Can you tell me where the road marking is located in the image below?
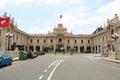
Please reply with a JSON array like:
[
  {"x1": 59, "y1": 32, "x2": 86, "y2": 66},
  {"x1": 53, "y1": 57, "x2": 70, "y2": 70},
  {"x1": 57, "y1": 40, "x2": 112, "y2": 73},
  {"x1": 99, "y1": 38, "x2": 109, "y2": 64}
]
[
  {"x1": 39, "y1": 75, "x2": 43, "y2": 80},
  {"x1": 48, "y1": 59, "x2": 57, "y2": 68},
  {"x1": 44, "y1": 69, "x2": 47, "y2": 73},
  {"x1": 57, "y1": 55, "x2": 72, "y2": 58},
  {"x1": 47, "y1": 59, "x2": 63, "y2": 80}
]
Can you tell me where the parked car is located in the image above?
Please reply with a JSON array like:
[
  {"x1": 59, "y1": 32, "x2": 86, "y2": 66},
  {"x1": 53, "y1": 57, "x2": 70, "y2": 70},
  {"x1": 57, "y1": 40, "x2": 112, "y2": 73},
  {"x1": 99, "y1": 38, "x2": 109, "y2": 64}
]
[
  {"x1": 37, "y1": 51, "x2": 45, "y2": 55},
  {"x1": 0, "y1": 52, "x2": 12, "y2": 68},
  {"x1": 27, "y1": 51, "x2": 38, "y2": 58}
]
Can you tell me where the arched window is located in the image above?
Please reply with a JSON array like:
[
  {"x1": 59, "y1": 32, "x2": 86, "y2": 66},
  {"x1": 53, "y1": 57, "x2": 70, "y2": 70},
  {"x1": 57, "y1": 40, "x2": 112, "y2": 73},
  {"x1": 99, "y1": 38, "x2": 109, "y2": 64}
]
[
  {"x1": 51, "y1": 39, "x2": 53, "y2": 43},
  {"x1": 75, "y1": 40, "x2": 77, "y2": 43},
  {"x1": 44, "y1": 39, "x2": 46, "y2": 43},
  {"x1": 81, "y1": 40, "x2": 83, "y2": 43},
  {"x1": 88, "y1": 40, "x2": 90, "y2": 43},
  {"x1": 68, "y1": 40, "x2": 70, "y2": 43},
  {"x1": 37, "y1": 39, "x2": 39, "y2": 43},
  {"x1": 59, "y1": 38, "x2": 62, "y2": 43},
  {"x1": 111, "y1": 29, "x2": 114, "y2": 35}
]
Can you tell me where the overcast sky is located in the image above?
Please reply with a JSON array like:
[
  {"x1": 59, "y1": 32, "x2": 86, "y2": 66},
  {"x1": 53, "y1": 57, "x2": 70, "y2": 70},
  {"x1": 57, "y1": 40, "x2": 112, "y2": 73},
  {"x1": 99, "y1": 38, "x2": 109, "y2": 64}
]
[{"x1": 0, "y1": 0, "x2": 120, "y2": 34}]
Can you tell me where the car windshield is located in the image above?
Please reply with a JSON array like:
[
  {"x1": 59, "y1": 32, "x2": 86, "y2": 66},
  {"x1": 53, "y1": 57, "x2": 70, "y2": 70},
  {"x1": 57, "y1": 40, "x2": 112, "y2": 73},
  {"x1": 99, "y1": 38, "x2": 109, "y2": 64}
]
[{"x1": 0, "y1": 53, "x2": 3, "y2": 58}]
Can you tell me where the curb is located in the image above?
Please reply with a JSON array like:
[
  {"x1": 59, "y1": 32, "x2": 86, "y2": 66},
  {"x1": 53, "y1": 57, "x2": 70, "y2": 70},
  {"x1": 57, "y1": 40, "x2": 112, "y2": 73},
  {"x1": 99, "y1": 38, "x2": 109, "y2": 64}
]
[
  {"x1": 12, "y1": 57, "x2": 19, "y2": 62},
  {"x1": 101, "y1": 58, "x2": 120, "y2": 63}
]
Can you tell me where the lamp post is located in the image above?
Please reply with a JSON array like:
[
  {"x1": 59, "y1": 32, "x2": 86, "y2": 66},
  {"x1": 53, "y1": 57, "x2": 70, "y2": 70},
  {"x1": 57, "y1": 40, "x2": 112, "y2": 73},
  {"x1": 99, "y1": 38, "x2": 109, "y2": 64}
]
[
  {"x1": 5, "y1": 32, "x2": 13, "y2": 51},
  {"x1": 112, "y1": 33, "x2": 119, "y2": 60}
]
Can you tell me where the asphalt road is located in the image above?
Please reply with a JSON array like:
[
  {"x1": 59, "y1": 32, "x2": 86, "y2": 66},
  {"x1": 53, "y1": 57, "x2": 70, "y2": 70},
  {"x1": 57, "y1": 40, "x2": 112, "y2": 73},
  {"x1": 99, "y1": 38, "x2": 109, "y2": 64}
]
[{"x1": 0, "y1": 54, "x2": 120, "y2": 80}]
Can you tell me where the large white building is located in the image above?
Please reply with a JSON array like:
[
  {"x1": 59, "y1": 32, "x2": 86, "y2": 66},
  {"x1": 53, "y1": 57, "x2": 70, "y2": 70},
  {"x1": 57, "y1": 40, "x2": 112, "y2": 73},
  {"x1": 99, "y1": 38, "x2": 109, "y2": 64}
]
[{"x1": 0, "y1": 12, "x2": 120, "y2": 53}]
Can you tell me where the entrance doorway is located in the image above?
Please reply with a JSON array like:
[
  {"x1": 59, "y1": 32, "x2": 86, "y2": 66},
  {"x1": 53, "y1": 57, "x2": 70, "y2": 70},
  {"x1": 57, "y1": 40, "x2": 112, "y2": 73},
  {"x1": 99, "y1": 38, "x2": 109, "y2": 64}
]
[{"x1": 56, "y1": 44, "x2": 64, "y2": 52}]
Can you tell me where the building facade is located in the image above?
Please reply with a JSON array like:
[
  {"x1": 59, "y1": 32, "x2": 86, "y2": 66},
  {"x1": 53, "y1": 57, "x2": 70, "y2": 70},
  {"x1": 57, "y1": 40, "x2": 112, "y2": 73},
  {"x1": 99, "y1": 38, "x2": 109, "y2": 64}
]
[{"x1": 0, "y1": 12, "x2": 120, "y2": 53}]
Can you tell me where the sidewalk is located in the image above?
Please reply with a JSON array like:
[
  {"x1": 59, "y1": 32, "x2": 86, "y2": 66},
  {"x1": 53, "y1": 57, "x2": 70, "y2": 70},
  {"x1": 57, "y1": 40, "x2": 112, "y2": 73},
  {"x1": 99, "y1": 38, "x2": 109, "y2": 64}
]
[
  {"x1": 12, "y1": 57, "x2": 19, "y2": 61},
  {"x1": 94, "y1": 53, "x2": 120, "y2": 63},
  {"x1": 101, "y1": 57, "x2": 120, "y2": 63}
]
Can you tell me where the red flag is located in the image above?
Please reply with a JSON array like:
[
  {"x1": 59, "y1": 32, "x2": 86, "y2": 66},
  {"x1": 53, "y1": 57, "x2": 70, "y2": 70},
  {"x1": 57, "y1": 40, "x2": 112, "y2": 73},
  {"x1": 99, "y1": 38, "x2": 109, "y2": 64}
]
[
  {"x1": 0, "y1": 17, "x2": 10, "y2": 27},
  {"x1": 59, "y1": 15, "x2": 62, "y2": 18}
]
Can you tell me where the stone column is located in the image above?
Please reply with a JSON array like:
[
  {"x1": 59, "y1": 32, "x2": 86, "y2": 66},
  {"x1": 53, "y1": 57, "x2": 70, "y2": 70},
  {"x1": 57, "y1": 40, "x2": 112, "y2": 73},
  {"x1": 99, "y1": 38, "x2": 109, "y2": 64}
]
[
  {"x1": 84, "y1": 45, "x2": 86, "y2": 52},
  {"x1": 40, "y1": 45, "x2": 42, "y2": 51},
  {"x1": 54, "y1": 44, "x2": 56, "y2": 52},
  {"x1": 78, "y1": 45, "x2": 80, "y2": 53},
  {"x1": 3, "y1": 28, "x2": 7, "y2": 51},
  {"x1": 64, "y1": 37, "x2": 66, "y2": 51},
  {"x1": 34, "y1": 45, "x2": 36, "y2": 52}
]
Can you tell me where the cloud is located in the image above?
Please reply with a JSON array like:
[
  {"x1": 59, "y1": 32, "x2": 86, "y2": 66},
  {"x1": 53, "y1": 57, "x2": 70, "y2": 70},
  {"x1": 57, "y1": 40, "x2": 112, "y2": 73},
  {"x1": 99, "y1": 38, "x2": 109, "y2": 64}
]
[
  {"x1": 0, "y1": 0, "x2": 10, "y2": 9},
  {"x1": 97, "y1": 0, "x2": 120, "y2": 17},
  {"x1": 13, "y1": 0, "x2": 33, "y2": 4},
  {"x1": 38, "y1": 0, "x2": 65, "y2": 4},
  {"x1": 0, "y1": 0, "x2": 33, "y2": 9},
  {"x1": 27, "y1": 22, "x2": 53, "y2": 34},
  {"x1": 58, "y1": 0, "x2": 120, "y2": 34},
  {"x1": 38, "y1": 0, "x2": 83, "y2": 5},
  {"x1": 0, "y1": 0, "x2": 119, "y2": 34},
  {"x1": 95, "y1": 0, "x2": 102, "y2": 4},
  {"x1": 61, "y1": 6, "x2": 93, "y2": 34}
]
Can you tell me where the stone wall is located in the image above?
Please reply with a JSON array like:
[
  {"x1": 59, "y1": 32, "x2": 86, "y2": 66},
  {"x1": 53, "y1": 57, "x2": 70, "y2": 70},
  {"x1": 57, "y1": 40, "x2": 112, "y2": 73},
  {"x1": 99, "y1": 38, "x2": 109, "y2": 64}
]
[
  {"x1": 109, "y1": 52, "x2": 120, "y2": 60},
  {"x1": 9, "y1": 51, "x2": 20, "y2": 58},
  {"x1": 0, "y1": 51, "x2": 19, "y2": 58}
]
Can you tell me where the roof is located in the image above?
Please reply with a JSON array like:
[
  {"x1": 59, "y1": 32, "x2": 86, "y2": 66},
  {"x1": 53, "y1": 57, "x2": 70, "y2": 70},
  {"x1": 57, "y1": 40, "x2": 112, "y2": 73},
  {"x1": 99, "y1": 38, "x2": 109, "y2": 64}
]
[{"x1": 92, "y1": 27, "x2": 103, "y2": 34}]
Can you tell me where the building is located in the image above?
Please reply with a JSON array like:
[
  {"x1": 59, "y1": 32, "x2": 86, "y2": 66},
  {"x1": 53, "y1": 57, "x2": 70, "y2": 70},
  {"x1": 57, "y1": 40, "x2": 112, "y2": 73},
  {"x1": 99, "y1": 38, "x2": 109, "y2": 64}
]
[{"x1": 0, "y1": 12, "x2": 120, "y2": 53}]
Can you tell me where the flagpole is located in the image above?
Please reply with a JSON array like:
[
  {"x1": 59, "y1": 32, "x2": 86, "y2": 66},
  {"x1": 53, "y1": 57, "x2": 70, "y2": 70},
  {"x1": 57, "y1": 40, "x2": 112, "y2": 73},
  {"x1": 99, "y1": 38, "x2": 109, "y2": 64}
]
[
  {"x1": 59, "y1": 14, "x2": 62, "y2": 23},
  {"x1": 59, "y1": 17, "x2": 61, "y2": 23},
  {"x1": 8, "y1": 15, "x2": 11, "y2": 32}
]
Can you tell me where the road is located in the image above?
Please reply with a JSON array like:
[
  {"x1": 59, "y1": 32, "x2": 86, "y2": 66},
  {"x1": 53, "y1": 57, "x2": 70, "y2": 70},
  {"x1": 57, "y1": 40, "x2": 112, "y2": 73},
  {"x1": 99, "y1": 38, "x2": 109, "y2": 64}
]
[{"x1": 0, "y1": 54, "x2": 120, "y2": 80}]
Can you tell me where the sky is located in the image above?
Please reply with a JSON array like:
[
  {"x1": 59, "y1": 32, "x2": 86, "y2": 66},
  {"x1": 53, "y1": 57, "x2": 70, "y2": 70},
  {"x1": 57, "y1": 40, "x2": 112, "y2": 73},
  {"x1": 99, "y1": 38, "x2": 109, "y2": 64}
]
[{"x1": 0, "y1": 0, "x2": 120, "y2": 34}]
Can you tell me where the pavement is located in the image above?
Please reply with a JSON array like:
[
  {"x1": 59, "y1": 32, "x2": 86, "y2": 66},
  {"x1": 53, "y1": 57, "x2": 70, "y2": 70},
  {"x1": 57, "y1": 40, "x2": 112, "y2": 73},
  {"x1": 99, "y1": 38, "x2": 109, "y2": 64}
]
[
  {"x1": 94, "y1": 53, "x2": 120, "y2": 63},
  {"x1": 1, "y1": 54, "x2": 120, "y2": 80},
  {"x1": 101, "y1": 57, "x2": 120, "y2": 63},
  {"x1": 12, "y1": 57, "x2": 19, "y2": 61},
  {"x1": 12, "y1": 53, "x2": 120, "y2": 64}
]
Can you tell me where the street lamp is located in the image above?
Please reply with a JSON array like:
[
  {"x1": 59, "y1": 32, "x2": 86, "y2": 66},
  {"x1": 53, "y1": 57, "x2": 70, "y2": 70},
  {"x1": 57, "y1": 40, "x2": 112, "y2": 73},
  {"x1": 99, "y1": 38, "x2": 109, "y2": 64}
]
[
  {"x1": 112, "y1": 33, "x2": 119, "y2": 60},
  {"x1": 5, "y1": 32, "x2": 13, "y2": 51}
]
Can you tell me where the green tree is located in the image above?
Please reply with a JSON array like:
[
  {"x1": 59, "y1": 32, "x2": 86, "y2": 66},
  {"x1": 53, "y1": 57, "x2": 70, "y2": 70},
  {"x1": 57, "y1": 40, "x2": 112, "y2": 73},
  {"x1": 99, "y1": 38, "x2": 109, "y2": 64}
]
[{"x1": 43, "y1": 46, "x2": 52, "y2": 52}]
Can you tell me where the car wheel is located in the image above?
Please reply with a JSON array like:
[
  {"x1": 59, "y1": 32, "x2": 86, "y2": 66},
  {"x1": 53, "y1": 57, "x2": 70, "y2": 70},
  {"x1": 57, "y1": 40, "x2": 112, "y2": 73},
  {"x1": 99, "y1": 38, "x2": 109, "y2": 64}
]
[
  {"x1": 9, "y1": 60, "x2": 12, "y2": 65},
  {"x1": 0, "y1": 63, "x2": 2, "y2": 68}
]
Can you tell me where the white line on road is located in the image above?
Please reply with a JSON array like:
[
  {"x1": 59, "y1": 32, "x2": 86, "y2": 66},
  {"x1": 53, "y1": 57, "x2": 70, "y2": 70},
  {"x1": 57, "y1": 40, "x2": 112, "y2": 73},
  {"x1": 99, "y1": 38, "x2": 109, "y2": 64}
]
[
  {"x1": 48, "y1": 59, "x2": 58, "y2": 68},
  {"x1": 39, "y1": 75, "x2": 43, "y2": 80},
  {"x1": 44, "y1": 69, "x2": 47, "y2": 73},
  {"x1": 47, "y1": 59, "x2": 63, "y2": 80},
  {"x1": 57, "y1": 55, "x2": 72, "y2": 58}
]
